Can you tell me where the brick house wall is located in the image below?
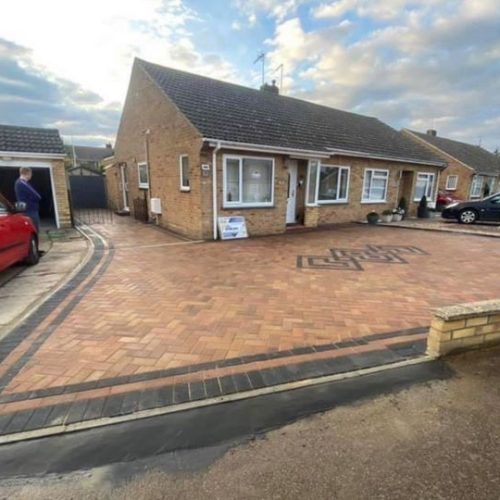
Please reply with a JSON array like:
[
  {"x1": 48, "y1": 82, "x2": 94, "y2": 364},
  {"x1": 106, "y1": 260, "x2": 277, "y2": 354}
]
[
  {"x1": 111, "y1": 61, "x2": 205, "y2": 239},
  {"x1": 109, "y1": 64, "x2": 443, "y2": 239},
  {"x1": 402, "y1": 130, "x2": 477, "y2": 200}
]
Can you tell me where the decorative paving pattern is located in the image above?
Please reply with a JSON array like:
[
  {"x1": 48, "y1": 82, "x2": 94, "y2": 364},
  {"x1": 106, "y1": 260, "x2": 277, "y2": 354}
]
[
  {"x1": 297, "y1": 245, "x2": 428, "y2": 271},
  {"x1": 1, "y1": 217, "x2": 500, "y2": 439}
]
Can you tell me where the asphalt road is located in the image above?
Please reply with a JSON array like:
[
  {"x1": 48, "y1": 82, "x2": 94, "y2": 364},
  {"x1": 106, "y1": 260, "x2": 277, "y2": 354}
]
[{"x1": 0, "y1": 347, "x2": 499, "y2": 499}]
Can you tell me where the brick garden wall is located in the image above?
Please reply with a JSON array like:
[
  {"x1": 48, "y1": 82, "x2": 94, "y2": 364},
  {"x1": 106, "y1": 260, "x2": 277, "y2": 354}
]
[{"x1": 427, "y1": 300, "x2": 500, "y2": 356}]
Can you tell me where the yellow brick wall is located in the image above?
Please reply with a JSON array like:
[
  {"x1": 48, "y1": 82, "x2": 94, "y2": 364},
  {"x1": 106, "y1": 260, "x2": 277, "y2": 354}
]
[
  {"x1": 427, "y1": 302, "x2": 500, "y2": 356},
  {"x1": 112, "y1": 62, "x2": 205, "y2": 239}
]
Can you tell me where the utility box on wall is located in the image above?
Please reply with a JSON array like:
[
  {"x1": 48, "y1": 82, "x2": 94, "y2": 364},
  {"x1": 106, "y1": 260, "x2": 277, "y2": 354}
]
[{"x1": 150, "y1": 197, "x2": 162, "y2": 215}]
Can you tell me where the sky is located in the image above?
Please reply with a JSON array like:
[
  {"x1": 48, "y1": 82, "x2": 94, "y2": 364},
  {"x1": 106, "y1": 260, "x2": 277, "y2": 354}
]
[{"x1": 0, "y1": 0, "x2": 499, "y2": 151}]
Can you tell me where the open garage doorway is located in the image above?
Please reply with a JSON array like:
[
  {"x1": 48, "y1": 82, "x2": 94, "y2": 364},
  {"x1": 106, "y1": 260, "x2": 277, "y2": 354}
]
[{"x1": 0, "y1": 165, "x2": 58, "y2": 229}]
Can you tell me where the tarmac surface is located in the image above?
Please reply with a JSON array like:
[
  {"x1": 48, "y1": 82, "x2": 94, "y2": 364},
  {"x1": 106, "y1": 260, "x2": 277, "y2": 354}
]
[{"x1": 0, "y1": 346, "x2": 499, "y2": 499}]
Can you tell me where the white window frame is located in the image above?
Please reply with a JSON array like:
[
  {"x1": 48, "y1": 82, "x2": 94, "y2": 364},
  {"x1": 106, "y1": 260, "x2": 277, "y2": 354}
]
[
  {"x1": 361, "y1": 169, "x2": 389, "y2": 203},
  {"x1": 137, "y1": 162, "x2": 149, "y2": 189},
  {"x1": 179, "y1": 154, "x2": 190, "y2": 192},
  {"x1": 223, "y1": 154, "x2": 275, "y2": 208},
  {"x1": 470, "y1": 175, "x2": 483, "y2": 198},
  {"x1": 315, "y1": 164, "x2": 350, "y2": 204},
  {"x1": 413, "y1": 172, "x2": 436, "y2": 202},
  {"x1": 445, "y1": 175, "x2": 458, "y2": 191}
]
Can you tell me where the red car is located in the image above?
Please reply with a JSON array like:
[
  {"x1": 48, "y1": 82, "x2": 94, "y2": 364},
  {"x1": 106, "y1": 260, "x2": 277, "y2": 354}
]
[
  {"x1": 436, "y1": 191, "x2": 461, "y2": 209},
  {"x1": 0, "y1": 195, "x2": 39, "y2": 272}
]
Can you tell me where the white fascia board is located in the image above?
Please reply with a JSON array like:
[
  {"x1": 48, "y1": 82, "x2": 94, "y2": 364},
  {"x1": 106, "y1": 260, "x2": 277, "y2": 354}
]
[
  {"x1": 203, "y1": 138, "x2": 330, "y2": 158},
  {"x1": 326, "y1": 147, "x2": 446, "y2": 167},
  {"x1": 0, "y1": 151, "x2": 66, "y2": 160}
]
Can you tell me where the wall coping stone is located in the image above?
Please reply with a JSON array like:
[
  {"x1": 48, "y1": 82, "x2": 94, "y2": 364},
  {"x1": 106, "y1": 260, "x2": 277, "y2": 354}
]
[{"x1": 433, "y1": 300, "x2": 500, "y2": 321}]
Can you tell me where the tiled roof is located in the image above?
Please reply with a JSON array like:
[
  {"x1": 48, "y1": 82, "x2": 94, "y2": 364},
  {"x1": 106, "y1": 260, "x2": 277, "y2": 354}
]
[
  {"x1": 408, "y1": 130, "x2": 500, "y2": 176},
  {"x1": 138, "y1": 59, "x2": 444, "y2": 166},
  {"x1": 0, "y1": 124, "x2": 65, "y2": 155},
  {"x1": 65, "y1": 145, "x2": 114, "y2": 162}
]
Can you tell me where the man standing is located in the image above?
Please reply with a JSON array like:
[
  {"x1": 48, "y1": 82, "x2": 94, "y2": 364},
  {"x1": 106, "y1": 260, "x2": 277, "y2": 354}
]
[{"x1": 14, "y1": 167, "x2": 41, "y2": 233}]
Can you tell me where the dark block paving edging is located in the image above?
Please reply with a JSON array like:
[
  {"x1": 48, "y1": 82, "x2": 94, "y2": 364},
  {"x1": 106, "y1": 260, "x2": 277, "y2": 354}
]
[
  {"x1": 0, "y1": 359, "x2": 453, "y2": 479},
  {"x1": 0, "y1": 225, "x2": 113, "y2": 393},
  {"x1": 0, "y1": 337, "x2": 427, "y2": 438},
  {"x1": 0, "y1": 326, "x2": 429, "y2": 405}
]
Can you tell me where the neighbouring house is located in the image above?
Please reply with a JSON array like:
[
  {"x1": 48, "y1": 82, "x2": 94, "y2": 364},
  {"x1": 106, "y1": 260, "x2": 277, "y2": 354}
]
[
  {"x1": 403, "y1": 129, "x2": 500, "y2": 200},
  {"x1": 0, "y1": 124, "x2": 71, "y2": 228},
  {"x1": 66, "y1": 144, "x2": 114, "y2": 175},
  {"x1": 107, "y1": 58, "x2": 446, "y2": 239}
]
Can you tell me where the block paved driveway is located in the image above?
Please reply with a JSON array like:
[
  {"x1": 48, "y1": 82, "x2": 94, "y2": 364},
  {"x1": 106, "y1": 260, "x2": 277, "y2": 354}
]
[{"x1": 1, "y1": 216, "x2": 500, "y2": 432}]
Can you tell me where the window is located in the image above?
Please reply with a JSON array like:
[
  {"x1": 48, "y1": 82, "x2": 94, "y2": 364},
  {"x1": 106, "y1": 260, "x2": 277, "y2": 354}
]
[
  {"x1": 470, "y1": 175, "x2": 483, "y2": 198},
  {"x1": 446, "y1": 175, "x2": 458, "y2": 191},
  {"x1": 180, "y1": 155, "x2": 190, "y2": 191},
  {"x1": 306, "y1": 160, "x2": 320, "y2": 205},
  {"x1": 223, "y1": 156, "x2": 274, "y2": 207},
  {"x1": 414, "y1": 172, "x2": 435, "y2": 201},
  {"x1": 306, "y1": 161, "x2": 350, "y2": 205},
  {"x1": 362, "y1": 169, "x2": 389, "y2": 202},
  {"x1": 137, "y1": 162, "x2": 149, "y2": 189},
  {"x1": 317, "y1": 165, "x2": 350, "y2": 203},
  {"x1": 490, "y1": 194, "x2": 500, "y2": 205}
]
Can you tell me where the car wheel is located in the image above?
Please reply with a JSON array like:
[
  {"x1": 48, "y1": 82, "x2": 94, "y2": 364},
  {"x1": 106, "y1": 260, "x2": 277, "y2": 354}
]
[
  {"x1": 25, "y1": 236, "x2": 39, "y2": 265},
  {"x1": 458, "y1": 209, "x2": 477, "y2": 224}
]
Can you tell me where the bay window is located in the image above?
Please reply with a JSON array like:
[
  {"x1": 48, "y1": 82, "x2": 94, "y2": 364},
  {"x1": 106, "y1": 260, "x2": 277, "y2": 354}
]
[
  {"x1": 223, "y1": 156, "x2": 274, "y2": 207},
  {"x1": 306, "y1": 161, "x2": 350, "y2": 205},
  {"x1": 470, "y1": 175, "x2": 483, "y2": 198},
  {"x1": 362, "y1": 169, "x2": 389, "y2": 202},
  {"x1": 414, "y1": 172, "x2": 435, "y2": 201}
]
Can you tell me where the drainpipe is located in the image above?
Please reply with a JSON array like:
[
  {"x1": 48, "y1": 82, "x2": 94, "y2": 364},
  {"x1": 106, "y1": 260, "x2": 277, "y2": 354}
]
[{"x1": 212, "y1": 141, "x2": 221, "y2": 240}]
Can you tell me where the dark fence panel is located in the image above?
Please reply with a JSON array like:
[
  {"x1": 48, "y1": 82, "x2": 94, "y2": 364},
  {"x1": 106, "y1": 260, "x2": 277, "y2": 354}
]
[{"x1": 69, "y1": 175, "x2": 107, "y2": 209}]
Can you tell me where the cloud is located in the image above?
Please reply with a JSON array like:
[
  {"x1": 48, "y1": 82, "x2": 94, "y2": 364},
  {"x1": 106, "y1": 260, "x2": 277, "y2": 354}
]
[
  {"x1": 0, "y1": 0, "x2": 239, "y2": 145},
  {"x1": 0, "y1": 38, "x2": 120, "y2": 145},
  {"x1": 233, "y1": 0, "x2": 309, "y2": 22},
  {"x1": 268, "y1": 1, "x2": 500, "y2": 150}
]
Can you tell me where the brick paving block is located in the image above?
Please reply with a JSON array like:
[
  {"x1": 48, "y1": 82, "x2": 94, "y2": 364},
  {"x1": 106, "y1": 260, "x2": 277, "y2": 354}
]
[
  {"x1": 65, "y1": 400, "x2": 90, "y2": 424},
  {"x1": 188, "y1": 381, "x2": 206, "y2": 401},
  {"x1": 203, "y1": 378, "x2": 221, "y2": 399},
  {"x1": 46, "y1": 403, "x2": 73, "y2": 427},
  {"x1": 4, "y1": 410, "x2": 34, "y2": 434},
  {"x1": 82, "y1": 398, "x2": 106, "y2": 421},
  {"x1": 102, "y1": 394, "x2": 126, "y2": 418},
  {"x1": 173, "y1": 384, "x2": 190, "y2": 404},
  {"x1": 219, "y1": 375, "x2": 237, "y2": 395}
]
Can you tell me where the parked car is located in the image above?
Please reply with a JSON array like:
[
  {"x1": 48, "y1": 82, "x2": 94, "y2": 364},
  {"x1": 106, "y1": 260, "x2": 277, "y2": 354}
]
[
  {"x1": 436, "y1": 191, "x2": 462, "y2": 211},
  {"x1": 441, "y1": 193, "x2": 500, "y2": 224},
  {"x1": 0, "y1": 195, "x2": 39, "y2": 272}
]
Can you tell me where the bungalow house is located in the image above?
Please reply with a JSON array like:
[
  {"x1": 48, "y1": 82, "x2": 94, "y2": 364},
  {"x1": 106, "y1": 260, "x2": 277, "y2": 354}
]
[
  {"x1": 402, "y1": 129, "x2": 500, "y2": 200},
  {"x1": 107, "y1": 58, "x2": 446, "y2": 239},
  {"x1": 0, "y1": 124, "x2": 71, "y2": 228}
]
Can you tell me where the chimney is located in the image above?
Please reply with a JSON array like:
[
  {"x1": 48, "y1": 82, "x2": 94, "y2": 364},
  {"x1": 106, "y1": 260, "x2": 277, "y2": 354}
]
[
  {"x1": 426, "y1": 129, "x2": 437, "y2": 137},
  {"x1": 260, "y1": 79, "x2": 279, "y2": 94}
]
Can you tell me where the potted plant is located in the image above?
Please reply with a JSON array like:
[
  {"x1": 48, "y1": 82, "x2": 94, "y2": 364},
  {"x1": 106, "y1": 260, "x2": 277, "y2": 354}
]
[
  {"x1": 417, "y1": 195, "x2": 430, "y2": 218},
  {"x1": 392, "y1": 208, "x2": 403, "y2": 222},
  {"x1": 366, "y1": 211, "x2": 379, "y2": 225},
  {"x1": 380, "y1": 209, "x2": 393, "y2": 223},
  {"x1": 398, "y1": 197, "x2": 408, "y2": 219}
]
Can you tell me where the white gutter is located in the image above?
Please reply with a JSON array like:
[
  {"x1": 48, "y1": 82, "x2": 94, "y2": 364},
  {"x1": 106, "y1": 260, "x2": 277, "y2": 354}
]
[
  {"x1": 326, "y1": 147, "x2": 446, "y2": 167},
  {"x1": 212, "y1": 141, "x2": 221, "y2": 240},
  {"x1": 203, "y1": 138, "x2": 330, "y2": 159},
  {"x1": 0, "y1": 151, "x2": 66, "y2": 160}
]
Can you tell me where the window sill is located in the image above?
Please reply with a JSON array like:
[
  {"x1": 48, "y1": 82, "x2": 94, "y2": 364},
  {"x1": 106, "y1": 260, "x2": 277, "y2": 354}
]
[
  {"x1": 222, "y1": 204, "x2": 274, "y2": 210},
  {"x1": 361, "y1": 200, "x2": 387, "y2": 204},
  {"x1": 317, "y1": 200, "x2": 349, "y2": 205},
  {"x1": 180, "y1": 187, "x2": 191, "y2": 192},
  {"x1": 139, "y1": 185, "x2": 149, "y2": 190},
  {"x1": 445, "y1": 188, "x2": 457, "y2": 191}
]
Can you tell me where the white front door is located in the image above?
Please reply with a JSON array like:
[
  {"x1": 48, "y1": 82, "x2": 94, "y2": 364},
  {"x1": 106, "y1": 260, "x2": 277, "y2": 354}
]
[
  {"x1": 120, "y1": 164, "x2": 129, "y2": 210},
  {"x1": 286, "y1": 160, "x2": 298, "y2": 224}
]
